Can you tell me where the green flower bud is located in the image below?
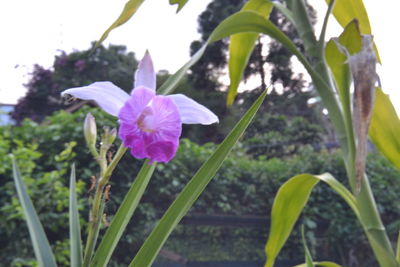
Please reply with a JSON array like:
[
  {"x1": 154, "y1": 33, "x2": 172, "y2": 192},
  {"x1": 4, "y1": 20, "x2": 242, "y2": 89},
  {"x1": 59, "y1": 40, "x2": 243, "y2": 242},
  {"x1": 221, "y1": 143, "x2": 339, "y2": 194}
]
[
  {"x1": 84, "y1": 113, "x2": 97, "y2": 148},
  {"x1": 101, "y1": 127, "x2": 117, "y2": 147}
]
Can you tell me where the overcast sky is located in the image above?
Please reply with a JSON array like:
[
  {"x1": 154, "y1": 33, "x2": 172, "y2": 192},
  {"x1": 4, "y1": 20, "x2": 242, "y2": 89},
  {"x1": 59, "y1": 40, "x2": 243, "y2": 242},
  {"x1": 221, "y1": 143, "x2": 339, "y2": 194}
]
[{"x1": 0, "y1": 0, "x2": 398, "y2": 114}]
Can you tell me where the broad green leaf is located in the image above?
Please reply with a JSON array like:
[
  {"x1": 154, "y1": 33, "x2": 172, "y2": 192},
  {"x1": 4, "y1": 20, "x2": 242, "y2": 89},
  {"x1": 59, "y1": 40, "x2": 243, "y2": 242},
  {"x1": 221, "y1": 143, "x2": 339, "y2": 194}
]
[
  {"x1": 325, "y1": 0, "x2": 381, "y2": 62},
  {"x1": 96, "y1": 0, "x2": 145, "y2": 48},
  {"x1": 69, "y1": 164, "x2": 83, "y2": 267},
  {"x1": 325, "y1": 20, "x2": 361, "y2": 107},
  {"x1": 227, "y1": 0, "x2": 273, "y2": 105},
  {"x1": 264, "y1": 173, "x2": 357, "y2": 267},
  {"x1": 169, "y1": 0, "x2": 189, "y2": 12},
  {"x1": 160, "y1": 10, "x2": 345, "y2": 150},
  {"x1": 325, "y1": 20, "x2": 362, "y2": 152},
  {"x1": 301, "y1": 226, "x2": 314, "y2": 267},
  {"x1": 265, "y1": 174, "x2": 320, "y2": 267},
  {"x1": 295, "y1": 262, "x2": 343, "y2": 267},
  {"x1": 370, "y1": 87, "x2": 400, "y2": 170},
  {"x1": 326, "y1": 0, "x2": 371, "y2": 34},
  {"x1": 129, "y1": 89, "x2": 268, "y2": 267},
  {"x1": 90, "y1": 160, "x2": 156, "y2": 267},
  {"x1": 11, "y1": 155, "x2": 57, "y2": 267}
]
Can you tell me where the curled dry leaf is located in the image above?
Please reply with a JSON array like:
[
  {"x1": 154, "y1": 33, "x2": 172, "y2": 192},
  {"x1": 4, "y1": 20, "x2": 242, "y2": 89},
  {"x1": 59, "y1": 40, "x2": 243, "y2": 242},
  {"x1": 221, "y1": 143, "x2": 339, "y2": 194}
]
[{"x1": 348, "y1": 35, "x2": 377, "y2": 192}]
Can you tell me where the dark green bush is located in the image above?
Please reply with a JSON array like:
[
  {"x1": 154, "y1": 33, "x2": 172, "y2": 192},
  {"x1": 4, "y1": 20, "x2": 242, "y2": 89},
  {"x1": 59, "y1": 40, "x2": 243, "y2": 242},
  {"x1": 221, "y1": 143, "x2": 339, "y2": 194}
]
[{"x1": 1, "y1": 108, "x2": 399, "y2": 266}]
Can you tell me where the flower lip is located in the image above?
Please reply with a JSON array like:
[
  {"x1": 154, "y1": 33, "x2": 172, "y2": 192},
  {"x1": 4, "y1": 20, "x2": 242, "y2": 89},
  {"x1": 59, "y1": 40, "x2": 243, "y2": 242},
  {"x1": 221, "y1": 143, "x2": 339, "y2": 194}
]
[{"x1": 137, "y1": 107, "x2": 156, "y2": 133}]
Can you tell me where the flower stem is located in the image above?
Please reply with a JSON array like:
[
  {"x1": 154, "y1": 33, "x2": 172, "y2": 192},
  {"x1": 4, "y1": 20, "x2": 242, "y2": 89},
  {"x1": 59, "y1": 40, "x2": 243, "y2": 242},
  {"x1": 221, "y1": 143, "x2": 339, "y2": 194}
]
[{"x1": 82, "y1": 143, "x2": 127, "y2": 266}]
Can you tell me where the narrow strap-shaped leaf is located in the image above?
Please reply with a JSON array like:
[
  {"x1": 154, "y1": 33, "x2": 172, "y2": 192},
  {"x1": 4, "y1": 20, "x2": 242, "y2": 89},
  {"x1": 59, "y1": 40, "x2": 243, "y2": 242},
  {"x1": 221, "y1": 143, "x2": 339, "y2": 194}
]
[
  {"x1": 227, "y1": 0, "x2": 273, "y2": 105},
  {"x1": 129, "y1": 89, "x2": 268, "y2": 267},
  {"x1": 11, "y1": 155, "x2": 57, "y2": 267},
  {"x1": 264, "y1": 173, "x2": 357, "y2": 267},
  {"x1": 301, "y1": 226, "x2": 314, "y2": 267},
  {"x1": 396, "y1": 230, "x2": 400, "y2": 263},
  {"x1": 95, "y1": 0, "x2": 145, "y2": 48},
  {"x1": 90, "y1": 160, "x2": 156, "y2": 267},
  {"x1": 69, "y1": 164, "x2": 83, "y2": 267},
  {"x1": 369, "y1": 87, "x2": 400, "y2": 170}
]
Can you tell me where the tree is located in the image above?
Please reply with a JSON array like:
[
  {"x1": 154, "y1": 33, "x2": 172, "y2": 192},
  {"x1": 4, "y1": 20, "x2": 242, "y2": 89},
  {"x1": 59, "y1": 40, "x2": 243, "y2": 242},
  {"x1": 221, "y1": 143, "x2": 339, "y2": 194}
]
[
  {"x1": 186, "y1": 1, "x2": 324, "y2": 148},
  {"x1": 11, "y1": 43, "x2": 138, "y2": 124}
]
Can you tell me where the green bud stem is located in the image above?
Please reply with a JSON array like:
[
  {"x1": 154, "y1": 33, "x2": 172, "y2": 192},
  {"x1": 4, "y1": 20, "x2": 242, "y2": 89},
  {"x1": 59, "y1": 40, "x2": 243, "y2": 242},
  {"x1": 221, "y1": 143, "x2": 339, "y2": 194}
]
[{"x1": 83, "y1": 143, "x2": 127, "y2": 267}]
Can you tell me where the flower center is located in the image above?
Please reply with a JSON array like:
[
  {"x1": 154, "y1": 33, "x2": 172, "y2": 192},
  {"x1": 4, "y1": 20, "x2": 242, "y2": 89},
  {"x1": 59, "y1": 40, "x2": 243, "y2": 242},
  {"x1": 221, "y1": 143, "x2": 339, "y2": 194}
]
[{"x1": 137, "y1": 107, "x2": 156, "y2": 133}]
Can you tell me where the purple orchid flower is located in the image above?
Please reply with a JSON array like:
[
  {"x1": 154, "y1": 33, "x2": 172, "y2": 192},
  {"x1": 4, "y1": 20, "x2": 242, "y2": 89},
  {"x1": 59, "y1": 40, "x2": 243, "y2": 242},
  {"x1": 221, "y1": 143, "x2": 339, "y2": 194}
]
[{"x1": 62, "y1": 51, "x2": 218, "y2": 163}]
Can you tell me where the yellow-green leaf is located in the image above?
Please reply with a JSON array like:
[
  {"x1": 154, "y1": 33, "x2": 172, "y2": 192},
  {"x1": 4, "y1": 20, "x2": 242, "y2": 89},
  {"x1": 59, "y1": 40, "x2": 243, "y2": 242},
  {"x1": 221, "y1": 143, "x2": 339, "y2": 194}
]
[
  {"x1": 265, "y1": 173, "x2": 357, "y2": 267},
  {"x1": 227, "y1": 0, "x2": 273, "y2": 105},
  {"x1": 169, "y1": 0, "x2": 189, "y2": 12},
  {"x1": 325, "y1": 0, "x2": 381, "y2": 62},
  {"x1": 325, "y1": 20, "x2": 362, "y2": 138},
  {"x1": 96, "y1": 0, "x2": 145, "y2": 48},
  {"x1": 369, "y1": 87, "x2": 400, "y2": 170},
  {"x1": 327, "y1": 0, "x2": 371, "y2": 34}
]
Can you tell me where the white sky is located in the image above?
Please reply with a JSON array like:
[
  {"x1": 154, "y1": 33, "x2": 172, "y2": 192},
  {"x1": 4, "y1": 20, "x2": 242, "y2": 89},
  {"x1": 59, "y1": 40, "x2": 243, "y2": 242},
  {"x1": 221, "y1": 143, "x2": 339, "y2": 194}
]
[{"x1": 0, "y1": 0, "x2": 398, "y2": 115}]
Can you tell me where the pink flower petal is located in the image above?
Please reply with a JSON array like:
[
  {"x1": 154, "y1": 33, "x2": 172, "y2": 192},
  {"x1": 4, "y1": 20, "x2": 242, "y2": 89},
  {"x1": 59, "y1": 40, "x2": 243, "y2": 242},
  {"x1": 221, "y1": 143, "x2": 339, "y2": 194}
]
[
  {"x1": 118, "y1": 87, "x2": 156, "y2": 124},
  {"x1": 168, "y1": 94, "x2": 219, "y2": 125},
  {"x1": 61, "y1": 82, "x2": 130, "y2": 116},
  {"x1": 134, "y1": 50, "x2": 156, "y2": 91},
  {"x1": 118, "y1": 93, "x2": 182, "y2": 163},
  {"x1": 147, "y1": 141, "x2": 177, "y2": 163}
]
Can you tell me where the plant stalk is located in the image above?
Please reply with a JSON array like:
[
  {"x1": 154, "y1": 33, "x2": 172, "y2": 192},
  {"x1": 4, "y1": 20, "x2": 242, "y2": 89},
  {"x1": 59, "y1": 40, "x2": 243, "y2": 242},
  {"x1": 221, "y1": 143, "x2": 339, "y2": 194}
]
[
  {"x1": 285, "y1": 0, "x2": 396, "y2": 265},
  {"x1": 82, "y1": 143, "x2": 127, "y2": 266}
]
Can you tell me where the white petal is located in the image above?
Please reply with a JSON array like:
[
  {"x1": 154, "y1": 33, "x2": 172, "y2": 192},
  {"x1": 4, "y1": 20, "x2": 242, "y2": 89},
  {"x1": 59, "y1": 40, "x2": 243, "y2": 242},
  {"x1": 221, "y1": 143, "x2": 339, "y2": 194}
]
[
  {"x1": 61, "y1": 81, "x2": 130, "y2": 117},
  {"x1": 168, "y1": 94, "x2": 219, "y2": 125},
  {"x1": 134, "y1": 50, "x2": 156, "y2": 91}
]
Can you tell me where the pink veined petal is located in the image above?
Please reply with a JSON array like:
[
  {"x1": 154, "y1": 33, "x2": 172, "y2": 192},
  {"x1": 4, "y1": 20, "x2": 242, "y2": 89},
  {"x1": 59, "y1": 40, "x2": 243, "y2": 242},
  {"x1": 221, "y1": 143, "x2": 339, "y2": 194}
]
[
  {"x1": 168, "y1": 94, "x2": 219, "y2": 125},
  {"x1": 147, "y1": 141, "x2": 177, "y2": 163},
  {"x1": 119, "y1": 94, "x2": 182, "y2": 163},
  {"x1": 118, "y1": 87, "x2": 156, "y2": 124},
  {"x1": 61, "y1": 81, "x2": 130, "y2": 117},
  {"x1": 148, "y1": 95, "x2": 182, "y2": 141},
  {"x1": 133, "y1": 50, "x2": 156, "y2": 92}
]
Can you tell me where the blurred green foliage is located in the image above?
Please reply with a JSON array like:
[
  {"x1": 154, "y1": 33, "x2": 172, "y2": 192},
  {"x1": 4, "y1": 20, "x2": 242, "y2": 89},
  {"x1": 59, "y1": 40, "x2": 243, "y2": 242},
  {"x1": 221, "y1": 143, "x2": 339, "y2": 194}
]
[{"x1": 1, "y1": 107, "x2": 399, "y2": 266}]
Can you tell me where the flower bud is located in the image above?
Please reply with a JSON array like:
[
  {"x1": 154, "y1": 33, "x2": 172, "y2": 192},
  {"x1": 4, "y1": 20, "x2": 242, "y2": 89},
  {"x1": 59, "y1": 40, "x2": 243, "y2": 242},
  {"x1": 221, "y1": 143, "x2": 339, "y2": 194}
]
[{"x1": 84, "y1": 113, "x2": 97, "y2": 148}]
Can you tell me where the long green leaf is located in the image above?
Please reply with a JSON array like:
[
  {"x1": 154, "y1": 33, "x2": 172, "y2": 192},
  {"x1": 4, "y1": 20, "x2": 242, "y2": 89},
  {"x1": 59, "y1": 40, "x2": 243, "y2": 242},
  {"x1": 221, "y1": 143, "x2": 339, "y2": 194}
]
[
  {"x1": 90, "y1": 160, "x2": 156, "y2": 267},
  {"x1": 129, "y1": 89, "x2": 268, "y2": 267},
  {"x1": 301, "y1": 226, "x2": 314, "y2": 267},
  {"x1": 95, "y1": 0, "x2": 145, "y2": 48},
  {"x1": 396, "y1": 230, "x2": 400, "y2": 263},
  {"x1": 69, "y1": 164, "x2": 83, "y2": 267},
  {"x1": 325, "y1": 20, "x2": 361, "y2": 117},
  {"x1": 11, "y1": 155, "x2": 57, "y2": 267},
  {"x1": 264, "y1": 173, "x2": 357, "y2": 267},
  {"x1": 158, "y1": 11, "x2": 303, "y2": 97},
  {"x1": 369, "y1": 87, "x2": 400, "y2": 170},
  {"x1": 227, "y1": 0, "x2": 273, "y2": 105},
  {"x1": 264, "y1": 174, "x2": 320, "y2": 267}
]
